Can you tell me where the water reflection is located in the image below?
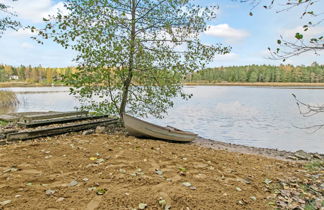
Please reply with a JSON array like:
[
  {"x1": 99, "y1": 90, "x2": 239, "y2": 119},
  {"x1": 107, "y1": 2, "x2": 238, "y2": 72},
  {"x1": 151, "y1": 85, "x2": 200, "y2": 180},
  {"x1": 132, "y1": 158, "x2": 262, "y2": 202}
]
[{"x1": 1, "y1": 86, "x2": 324, "y2": 153}]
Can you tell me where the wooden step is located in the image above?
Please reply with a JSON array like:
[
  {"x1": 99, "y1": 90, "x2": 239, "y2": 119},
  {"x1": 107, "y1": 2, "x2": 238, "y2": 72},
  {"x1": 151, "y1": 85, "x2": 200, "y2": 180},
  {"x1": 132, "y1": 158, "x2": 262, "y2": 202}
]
[
  {"x1": 7, "y1": 118, "x2": 119, "y2": 142},
  {"x1": 18, "y1": 115, "x2": 109, "y2": 128},
  {"x1": 20, "y1": 111, "x2": 89, "y2": 123}
]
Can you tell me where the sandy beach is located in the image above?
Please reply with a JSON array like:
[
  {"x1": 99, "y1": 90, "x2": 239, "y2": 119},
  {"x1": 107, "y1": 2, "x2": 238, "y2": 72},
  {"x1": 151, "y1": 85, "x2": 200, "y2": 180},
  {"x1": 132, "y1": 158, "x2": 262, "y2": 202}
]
[{"x1": 0, "y1": 130, "x2": 322, "y2": 210}]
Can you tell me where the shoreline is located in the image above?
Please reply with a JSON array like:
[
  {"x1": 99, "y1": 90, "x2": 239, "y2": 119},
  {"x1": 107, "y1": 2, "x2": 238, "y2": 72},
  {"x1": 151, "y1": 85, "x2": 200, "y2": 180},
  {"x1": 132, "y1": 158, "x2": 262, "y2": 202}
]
[
  {"x1": 184, "y1": 82, "x2": 324, "y2": 87},
  {"x1": 2, "y1": 82, "x2": 324, "y2": 88},
  {"x1": 193, "y1": 137, "x2": 323, "y2": 161}
]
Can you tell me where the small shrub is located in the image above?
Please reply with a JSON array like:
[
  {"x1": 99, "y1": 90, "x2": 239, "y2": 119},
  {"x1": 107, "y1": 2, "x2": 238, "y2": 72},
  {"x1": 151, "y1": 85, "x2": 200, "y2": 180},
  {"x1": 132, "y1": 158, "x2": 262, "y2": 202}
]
[{"x1": 0, "y1": 90, "x2": 19, "y2": 108}]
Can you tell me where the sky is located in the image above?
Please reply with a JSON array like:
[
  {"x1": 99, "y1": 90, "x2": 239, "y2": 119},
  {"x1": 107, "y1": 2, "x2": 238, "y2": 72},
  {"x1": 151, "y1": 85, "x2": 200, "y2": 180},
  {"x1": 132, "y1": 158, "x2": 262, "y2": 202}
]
[{"x1": 0, "y1": 0, "x2": 323, "y2": 68}]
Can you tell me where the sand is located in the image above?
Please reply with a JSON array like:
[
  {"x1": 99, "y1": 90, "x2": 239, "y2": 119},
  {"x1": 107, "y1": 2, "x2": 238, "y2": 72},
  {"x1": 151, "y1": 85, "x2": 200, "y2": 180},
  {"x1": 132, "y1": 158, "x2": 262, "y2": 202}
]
[{"x1": 0, "y1": 132, "x2": 313, "y2": 210}]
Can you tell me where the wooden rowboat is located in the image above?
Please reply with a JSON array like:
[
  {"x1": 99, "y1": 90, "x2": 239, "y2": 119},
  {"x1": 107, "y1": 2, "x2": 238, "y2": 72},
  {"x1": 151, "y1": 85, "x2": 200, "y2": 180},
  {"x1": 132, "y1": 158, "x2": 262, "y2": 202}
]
[{"x1": 123, "y1": 114, "x2": 197, "y2": 142}]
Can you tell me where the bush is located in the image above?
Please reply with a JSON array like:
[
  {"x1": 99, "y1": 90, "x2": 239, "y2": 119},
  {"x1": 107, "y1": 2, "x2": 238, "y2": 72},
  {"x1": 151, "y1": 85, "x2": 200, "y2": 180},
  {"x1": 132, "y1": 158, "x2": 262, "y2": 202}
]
[{"x1": 0, "y1": 90, "x2": 19, "y2": 108}]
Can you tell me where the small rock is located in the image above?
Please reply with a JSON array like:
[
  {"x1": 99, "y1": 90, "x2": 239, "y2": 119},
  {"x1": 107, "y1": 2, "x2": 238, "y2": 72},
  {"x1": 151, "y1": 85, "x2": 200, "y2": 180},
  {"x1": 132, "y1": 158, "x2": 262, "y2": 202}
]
[
  {"x1": 56, "y1": 197, "x2": 65, "y2": 202},
  {"x1": 3, "y1": 167, "x2": 19, "y2": 173},
  {"x1": 182, "y1": 182, "x2": 192, "y2": 187},
  {"x1": 95, "y1": 158, "x2": 105, "y2": 164},
  {"x1": 88, "y1": 187, "x2": 97, "y2": 191},
  {"x1": 82, "y1": 130, "x2": 94, "y2": 135},
  {"x1": 165, "y1": 205, "x2": 171, "y2": 210},
  {"x1": 238, "y1": 200, "x2": 244, "y2": 205},
  {"x1": 95, "y1": 126, "x2": 106, "y2": 134},
  {"x1": 264, "y1": 179, "x2": 272, "y2": 185},
  {"x1": 159, "y1": 199, "x2": 167, "y2": 206},
  {"x1": 68, "y1": 180, "x2": 78, "y2": 187},
  {"x1": 194, "y1": 174, "x2": 207, "y2": 179},
  {"x1": 190, "y1": 186, "x2": 197, "y2": 190},
  {"x1": 82, "y1": 178, "x2": 89, "y2": 182},
  {"x1": 26, "y1": 182, "x2": 32, "y2": 186},
  {"x1": 312, "y1": 154, "x2": 322, "y2": 159},
  {"x1": 138, "y1": 203, "x2": 147, "y2": 209},
  {"x1": 287, "y1": 155, "x2": 298, "y2": 160},
  {"x1": 236, "y1": 187, "x2": 242, "y2": 191},
  {"x1": 250, "y1": 196, "x2": 257, "y2": 201},
  {"x1": 0, "y1": 200, "x2": 11, "y2": 206},
  {"x1": 155, "y1": 169, "x2": 163, "y2": 175},
  {"x1": 45, "y1": 189, "x2": 56, "y2": 195},
  {"x1": 119, "y1": 169, "x2": 126, "y2": 173},
  {"x1": 15, "y1": 195, "x2": 21, "y2": 198}
]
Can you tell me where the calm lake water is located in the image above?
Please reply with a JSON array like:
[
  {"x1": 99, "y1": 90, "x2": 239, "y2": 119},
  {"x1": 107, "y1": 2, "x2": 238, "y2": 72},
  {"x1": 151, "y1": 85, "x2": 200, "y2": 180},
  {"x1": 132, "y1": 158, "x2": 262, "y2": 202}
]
[{"x1": 1, "y1": 86, "x2": 324, "y2": 153}]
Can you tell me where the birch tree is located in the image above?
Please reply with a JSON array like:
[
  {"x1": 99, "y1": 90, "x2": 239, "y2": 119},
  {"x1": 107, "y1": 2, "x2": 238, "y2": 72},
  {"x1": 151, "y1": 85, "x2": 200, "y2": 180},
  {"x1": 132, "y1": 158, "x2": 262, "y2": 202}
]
[{"x1": 36, "y1": 0, "x2": 230, "y2": 119}]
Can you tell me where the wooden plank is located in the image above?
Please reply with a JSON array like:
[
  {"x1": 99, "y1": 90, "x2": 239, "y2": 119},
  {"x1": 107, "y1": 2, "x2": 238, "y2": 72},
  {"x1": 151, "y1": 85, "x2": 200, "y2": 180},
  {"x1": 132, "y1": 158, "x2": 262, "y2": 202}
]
[
  {"x1": 20, "y1": 111, "x2": 89, "y2": 123},
  {"x1": 0, "y1": 114, "x2": 19, "y2": 122},
  {"x1": 7, "y1": 119, "x2": 118, "y2": 141},
  {"x1": 18, "y1": 115, "x2": 109, "y2": 128}
]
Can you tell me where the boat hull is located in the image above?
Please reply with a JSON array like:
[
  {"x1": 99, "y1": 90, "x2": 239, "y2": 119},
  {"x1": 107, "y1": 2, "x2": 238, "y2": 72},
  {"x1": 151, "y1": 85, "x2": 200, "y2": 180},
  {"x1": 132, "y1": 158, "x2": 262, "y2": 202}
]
[{"x1": 123, "y1": 114, "x2": 197, "y2": 142}]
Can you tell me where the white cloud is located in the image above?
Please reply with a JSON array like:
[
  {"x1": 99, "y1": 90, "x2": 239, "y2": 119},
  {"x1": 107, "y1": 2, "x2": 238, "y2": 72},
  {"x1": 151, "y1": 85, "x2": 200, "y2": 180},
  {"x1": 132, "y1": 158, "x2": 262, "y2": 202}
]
[
  {"x1": 4, "y1": 0, "x2": 67, "y2": 23},
  {"x1": 11, "y1": 28, "x2": 36, "y2": 37},
  {"x1": 214, "y1": 52, "x2": 239, "y2": 61},
  {"x1": 204, "y1": 24, "x2": 250, "y2": 43},
  {"x1": 21, "y1": 42, "x2": 33, "y2": 49}
]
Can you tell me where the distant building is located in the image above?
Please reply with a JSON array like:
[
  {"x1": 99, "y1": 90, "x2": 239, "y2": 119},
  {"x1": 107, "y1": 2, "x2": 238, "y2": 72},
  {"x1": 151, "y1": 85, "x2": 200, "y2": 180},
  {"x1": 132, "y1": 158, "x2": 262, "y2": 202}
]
[{"x1": 9, "y1": 75, "x2": 19, "y2": 80}]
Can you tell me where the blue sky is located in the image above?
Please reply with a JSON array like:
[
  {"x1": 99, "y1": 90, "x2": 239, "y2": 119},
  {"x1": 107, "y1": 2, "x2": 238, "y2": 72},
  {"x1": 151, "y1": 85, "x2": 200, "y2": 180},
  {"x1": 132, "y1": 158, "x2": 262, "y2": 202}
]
[{"x1": 0, "y1": 0, "x2": 323, "y2": 67}]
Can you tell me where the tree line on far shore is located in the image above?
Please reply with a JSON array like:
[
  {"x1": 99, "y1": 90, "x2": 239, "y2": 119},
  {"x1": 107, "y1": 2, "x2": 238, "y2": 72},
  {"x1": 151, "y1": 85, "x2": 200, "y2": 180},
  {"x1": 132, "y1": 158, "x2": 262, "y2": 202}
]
[
  {"x1": 186, "y1": 63, "x2": 324, "y2": 83},
  {"x1": 1, "y1": 63, "x2": 324, "y2": 85},
  {"x1": 0, "y1": 64, "x2": 76, "y2": 84}
]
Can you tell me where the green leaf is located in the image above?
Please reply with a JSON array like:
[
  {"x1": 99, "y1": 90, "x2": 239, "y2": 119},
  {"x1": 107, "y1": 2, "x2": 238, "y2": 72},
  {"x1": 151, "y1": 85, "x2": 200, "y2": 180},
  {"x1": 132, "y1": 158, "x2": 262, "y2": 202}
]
[{"x1": 295, "y1": 33, "x2": 303, "y2": 40}]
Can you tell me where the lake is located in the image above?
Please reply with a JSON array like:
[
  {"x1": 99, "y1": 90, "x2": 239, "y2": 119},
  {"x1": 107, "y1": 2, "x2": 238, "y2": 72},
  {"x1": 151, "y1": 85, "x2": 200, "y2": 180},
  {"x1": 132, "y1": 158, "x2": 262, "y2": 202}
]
[{"x1": 1, "y1": 86, "x2": 324, "y2": 153}]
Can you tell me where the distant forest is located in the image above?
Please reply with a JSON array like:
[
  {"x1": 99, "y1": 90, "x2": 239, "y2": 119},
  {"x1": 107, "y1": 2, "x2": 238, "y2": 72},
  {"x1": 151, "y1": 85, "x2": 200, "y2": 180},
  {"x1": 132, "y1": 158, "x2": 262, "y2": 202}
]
[
  {"x1": 1, "y1": 63, "x2": 324, "y2": 85},
  {"x1": 0, "y1": 64, "x2": 76, "y2": 84},
  {"x1": 186, "y1": 63, "x2": 324, "y2": 83}
]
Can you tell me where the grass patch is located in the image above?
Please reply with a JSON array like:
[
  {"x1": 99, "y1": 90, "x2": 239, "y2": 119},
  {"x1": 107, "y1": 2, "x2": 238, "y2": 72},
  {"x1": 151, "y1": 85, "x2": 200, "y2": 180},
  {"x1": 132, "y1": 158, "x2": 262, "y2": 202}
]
[
  {"x1": 304, "y1": 160, "x2": 324, "y2": 171},
  {"x1": 0, "y1": 90, "x2": 19, "y2": 108},
  {"x1": 0, "y1": 120, "x2": 8, "y2": 126}
]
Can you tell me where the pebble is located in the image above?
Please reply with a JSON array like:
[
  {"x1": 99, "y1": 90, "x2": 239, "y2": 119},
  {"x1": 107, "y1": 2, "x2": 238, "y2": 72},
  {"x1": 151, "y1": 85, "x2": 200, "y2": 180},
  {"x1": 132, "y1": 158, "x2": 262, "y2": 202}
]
[
  {"x1": 182, "y1": 182, "x2": 192, "y2": 187},
  {"x1": 250, "y1": 196, "x2": 257, "y2": 201},
  {"x1": 45, "y1": 189, "x2": 56, "y2": 195},
  {"x1": 56, "y1": 197, "x2": 65, "y2": 202},
  {"x1": 159, "y1": 199, "x2": 167, "y2": 206},
  {"x1": 82, "y1": 130, "x2": 94, "y2": 135},
  {"x1": 155, "y1": 169, "x2": 163, "y2": 175},
  {"x1": 190, "y1": 186, "x2": 197, "y2": 190},
  {"x1": 119, "y1": 169, "x2": 126, "y2": 173},
  {"x1": 95, "y1": 126, "x2": 106, "y2": 134},
  {"x1": 0, "y1": 200, "x2": 11, "y2": 206},
  {"x1": 15, "y1": 195, "x2": 21, "y2": 198},
  {"x1": 82, "y1": 178, "x2": 89, "y2": 182},
  {"x1": 138, "y1": 203, "x2": 147, "y2": 209},
  {"x1": 3, "y1": 167, "x2": 19, "y2": 173},
  {"x1": 236, "y1": 187, "x2": 242, "y2": 191},
  {"x1": 68, "y1": 180, "x2": 78, "y2": 187},
  {"x1": 95, "y1": 158, "x2": 105, "y2": 164}
]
